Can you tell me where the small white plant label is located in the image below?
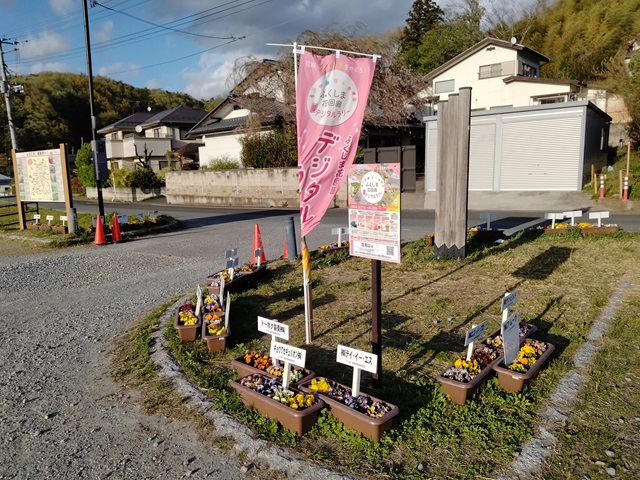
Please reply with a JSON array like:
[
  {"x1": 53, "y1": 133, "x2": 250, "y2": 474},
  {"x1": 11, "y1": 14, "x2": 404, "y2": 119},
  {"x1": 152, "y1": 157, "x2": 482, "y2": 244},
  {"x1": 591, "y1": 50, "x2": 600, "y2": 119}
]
[
  {"x1": 45, "y1": 215, "x2": 54, "y2": 224},
  {"x1": 544, "y1": 212, "x2": 564, "y2": 228},
  {"x1": 336, "y1": 345, "x2": 377, "y2": 374},
  {"x1": 60, "y1": 215, "x2": 68, "y2": 226},
  {"x1": 588, "y1": 211, "x2": 609, "y2": 227},
  {"x1": 270, "y1": 340, "x2": 306, "y2": 368},
  {"x1": 257, "y1": 316, "x2": 289, "y2": 340},
  {"x1": 464, "y1": 321, "x2": 487, "y2": 346},
  {"x1": 562, "y1": 210, "x2": 583, "y2": 226},
  {"x1": 501, "y1": 290, "x2": 519, "y2": 312},
  {"x1": 502, "y1": 311, "x2": 520, "y2": 366},
  {"x1": 224, "y1": 292, "x2": 231, "y2": 331},
  {"x1": 34, "y1": 214, "x2": 41, "y2": 221},
  {"x1": 195, "y1": 285, "x2": 203, "y2": 318},
  {"x1": 137, "y1": 213, "x2": 145, "y2": 222},
  {"x1": 480, "y1": 212, "x2": 497, "y2": 229}
]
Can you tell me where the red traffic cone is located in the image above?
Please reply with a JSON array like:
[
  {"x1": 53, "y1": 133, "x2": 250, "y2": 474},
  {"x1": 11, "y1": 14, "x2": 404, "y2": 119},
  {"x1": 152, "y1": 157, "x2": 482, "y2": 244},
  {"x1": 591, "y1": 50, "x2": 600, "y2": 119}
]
[
  {"x1": 112, "y1": 213, "x2": 123, "y2": 243},
  {"x1": 94, "y1": 215, "x2": 107, "y2": 245},
  {"x1": 252, "y1": 223, "x2": 267, "y2": 264}
]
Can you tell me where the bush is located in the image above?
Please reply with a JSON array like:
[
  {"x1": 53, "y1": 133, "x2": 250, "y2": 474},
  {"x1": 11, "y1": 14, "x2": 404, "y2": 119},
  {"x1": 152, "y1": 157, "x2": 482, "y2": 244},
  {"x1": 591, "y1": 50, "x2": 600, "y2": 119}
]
[
  {"x1": 239, "y1": 126, "x2": 297, "y2": 168},
  {"x1": 110, "y1": 167, "x2": 131, "y2": 188},
  {"x1": 129, "y1": 168, "x2": 161, "y2": 188},
  {"x1": 201, "y1": 154, "x2": 240, "y2": 170},
  {"x1": 156, "y1": 166, "x2": 174, "y2": 185},
  {"x1": 75, "y1": 143, "x2": 97, "y2": 187},
  {"x1": 70, "y1": 176, "x2": 86, "y2": 195}
]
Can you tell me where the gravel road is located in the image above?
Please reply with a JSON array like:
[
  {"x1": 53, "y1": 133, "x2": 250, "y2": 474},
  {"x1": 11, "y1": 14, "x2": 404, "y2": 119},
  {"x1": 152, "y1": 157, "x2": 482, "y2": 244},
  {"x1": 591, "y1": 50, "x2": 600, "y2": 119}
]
[{"x1": 0, "y1": 219, "x2": 355, "y2": 480}]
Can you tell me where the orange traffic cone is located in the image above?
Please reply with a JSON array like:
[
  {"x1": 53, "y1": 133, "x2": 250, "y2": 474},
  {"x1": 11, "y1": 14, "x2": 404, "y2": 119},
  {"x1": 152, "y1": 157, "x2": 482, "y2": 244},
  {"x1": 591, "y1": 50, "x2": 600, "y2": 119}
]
[
  {"x1": 112, "y1": 213, "x2": 123, "y2": 243},
  {"x1": 94, "y1": 215, "x2": 107, "y2": 245},
  {"x1": 252, "y1": 223, "x2": 267, "y2": 264}
]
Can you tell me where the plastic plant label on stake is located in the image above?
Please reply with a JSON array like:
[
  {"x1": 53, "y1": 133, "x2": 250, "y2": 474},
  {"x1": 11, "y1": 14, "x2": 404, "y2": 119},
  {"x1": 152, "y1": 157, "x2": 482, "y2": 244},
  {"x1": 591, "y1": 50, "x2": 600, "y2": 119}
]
[
  {"x1": 336, "y1": 344, "x2": 378, "y2": 397},
  {"x1": 588, "y1": 211, "x2": 610, "y2": 227},
  {"x1": 60, "y1": 215, "x2": 68, "y2": 226},
  {"x1": 254, "y1": 247, "x2": 263, "y2": 267},
  {"x1": 331, "y1": 227, "x2": 347, "y2": 245},
  {"x1": 270, "y1": 341, "x2": 306, "y2": 390},
  {"x1": 502, "y1": 311, "x2": 520, "y2": 366},
  {"x1": 195, "y1": 284, "x2": 203, "y2": 318},
  {"x1": 464, "y1": 322, "x2": 487, "y2": 361},
  {"x1": 544, "y1": 212, "x2": 565, "y2": 229},
  {"x1": 562, "y1": 210, "x2": 583, "y2": 226},
  {"x1": 225, "y1": 248, "x2": 238, "y2": 279},
  {"x1": 224, "y1": 292, "x2": 231, "y2": 331},
  {"x1": 479, "y1": 212, "x2": 497, "y2": 229},
  {"x1": 46, "y1": 215, "x2": 54, "y2": 225}
]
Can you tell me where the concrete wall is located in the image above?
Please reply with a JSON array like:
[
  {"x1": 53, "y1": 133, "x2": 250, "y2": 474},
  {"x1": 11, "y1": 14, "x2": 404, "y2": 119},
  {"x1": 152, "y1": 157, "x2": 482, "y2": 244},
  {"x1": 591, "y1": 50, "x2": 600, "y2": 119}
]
[
  {"x1": 86, "y1": 186, "x2": 165, "y2": 202},
  {"x1": 165, "y1": 168, "x2": 348, "y2": 208}
]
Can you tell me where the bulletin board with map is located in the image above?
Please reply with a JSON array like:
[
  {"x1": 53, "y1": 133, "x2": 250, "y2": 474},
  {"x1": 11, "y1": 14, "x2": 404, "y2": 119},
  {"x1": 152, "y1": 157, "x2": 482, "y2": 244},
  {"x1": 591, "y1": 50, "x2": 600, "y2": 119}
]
[{"x1": 15, "y1": 149, "x2": 67, "y2": 202}]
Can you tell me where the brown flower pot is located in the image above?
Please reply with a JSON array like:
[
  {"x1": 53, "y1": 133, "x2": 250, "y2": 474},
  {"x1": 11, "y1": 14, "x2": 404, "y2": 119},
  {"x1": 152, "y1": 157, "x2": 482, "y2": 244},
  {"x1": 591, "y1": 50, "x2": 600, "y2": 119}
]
[
  {"x1": 299, "y1": 379, "x2": 400, "y2": 442},
  {"x1": 206, "y1": 263, "x2": 267, "y2": 294},
  {"x1": 543, "y1": 227, "x2": 576, "y2": 235},
  {"x1": 202, "y1": 315, "x2": 229, "y2": 352},
  {"x1": 231, "y1": 354, "x2": 315, "y2": 387},
  {"x1": 483, "y1": 323, "x2": 537, "y2": 348},
  {"x1": 492, "y1": 342, "x2": 555, "y2": 393},
  {"x1": 27, "y1": 223, "x2": 40, "y2": 230},
  {"x1": 436, "y1": 355, "x2": 502, "y2": 406},
  {"x1": 580, "y1": 226, "x2": 620, "y2": 235},
  {"x1": 230, "y1": 376, "x2": 324, "y2": 436},
  {"x1": 318, "y1": 245, "x2": 349, "y2": 253},
  {"x1": 426, "y1": 235, "x2": 435, "y2": 246},
  {"x1": 38, "y1": 224, "x2": 52, "y2": 231},
  {"x1": 52, "y1": 225, "x2": 68, "y2": 234},
  {"x1": 173, "y1": 310, "x2": 200, "y2": 342}
]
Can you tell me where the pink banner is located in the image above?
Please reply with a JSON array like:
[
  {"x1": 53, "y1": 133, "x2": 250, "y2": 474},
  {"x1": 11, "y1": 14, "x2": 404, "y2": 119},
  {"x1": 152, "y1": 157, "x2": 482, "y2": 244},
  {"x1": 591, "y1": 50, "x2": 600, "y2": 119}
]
[{"x1": 296, "y1": 51, "x2": 376, "y2": 237}]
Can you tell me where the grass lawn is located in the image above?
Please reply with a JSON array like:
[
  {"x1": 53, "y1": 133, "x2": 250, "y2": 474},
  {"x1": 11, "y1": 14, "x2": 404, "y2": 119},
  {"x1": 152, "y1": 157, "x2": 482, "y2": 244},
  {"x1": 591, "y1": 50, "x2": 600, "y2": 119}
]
[{"x1": 114, "y1": 228, "x2": 640, "y2": 479}]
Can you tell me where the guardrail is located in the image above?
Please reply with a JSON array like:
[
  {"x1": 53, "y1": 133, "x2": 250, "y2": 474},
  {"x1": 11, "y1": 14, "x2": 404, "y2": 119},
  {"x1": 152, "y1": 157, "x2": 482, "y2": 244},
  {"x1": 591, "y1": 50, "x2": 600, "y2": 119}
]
[{"x1": 0, "y1": 195, "x2": 39, "y2": 226}]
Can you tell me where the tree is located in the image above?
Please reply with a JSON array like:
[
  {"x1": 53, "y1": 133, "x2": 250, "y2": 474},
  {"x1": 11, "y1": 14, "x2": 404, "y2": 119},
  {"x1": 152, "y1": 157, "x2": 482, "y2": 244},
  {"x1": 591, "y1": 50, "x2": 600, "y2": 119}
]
[
  {"x1": 400, "y1": 0, "x2": 444, "y2": 70},
  {"x1": 75, "y1": 142, "x2": 96, "y2": 187}
]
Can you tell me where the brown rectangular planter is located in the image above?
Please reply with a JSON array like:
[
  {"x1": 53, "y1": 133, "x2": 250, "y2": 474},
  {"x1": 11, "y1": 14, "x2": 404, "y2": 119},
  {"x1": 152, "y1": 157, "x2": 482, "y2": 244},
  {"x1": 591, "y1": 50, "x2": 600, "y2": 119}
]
[
  {"x1": 173, "y1": 310, "x2": 200, "y2": 342},
  {"x1": 580, "y1": 226, "x2": 620, "y2": 235},
  {"x1": 206, "y1": 263, "x2": 267, "y2": 294},
  {"x1": 543, "y1": 227, "x2": 576, "y2": 235},
  {"x1": 52, "y1": 225, "x2": 68, "y2": 234},
  {"x1": 492, "y1": 342, "x2": 555, "y2": 393},
  {"x1": 38, "y1": 224, "x2": 52, "y2": 231},
  {"x1": 483, "y1": 323, "x2": 537, "y2": 348},
  {"x1": 318, "y1": 245, "x2": 349, "y2": 254},
  {"x1": 299, "y1": 379, "x2": 400, "y2": 442},
  {"x1": 202, "y1": 317, "x2": 229, "y2": 353},
  {"x1": 230, "y1": 376, "x2": 324, "y2": 436},
  {"x1": 27, "y1": 223, "x2": 40, "y2": 230},
  {"x1": 231, "y1": 354, "x2": 315, "y2": 387},
  {"x1": 436, "y1": 354, "x2": 502, "y2": 406}
]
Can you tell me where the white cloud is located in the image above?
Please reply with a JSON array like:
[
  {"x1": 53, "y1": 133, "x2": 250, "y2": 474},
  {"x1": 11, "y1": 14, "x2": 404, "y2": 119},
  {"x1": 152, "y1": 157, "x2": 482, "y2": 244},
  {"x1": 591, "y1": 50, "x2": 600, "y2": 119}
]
[
  {"x1": 181, "y1": 49, "x2": 254, "y2": 100},
  {"x1": 98, "y1": 62, "x2": 141, "y2": 77},
  {"x1": 145, "y1": 79, "x2": 159, "y2": 89},
  {"x1": 29, "y1": 62, "x2": 73, "y2": 74},
  {"x1": 22, "y1": 32, "x2": 70, "y2": 58},
  {"x1": 94, "y1": 20, "x2": 113, "y2": 43},
  {"x1": 48, "y1": 0, "x2": 74, "y2": 14}
]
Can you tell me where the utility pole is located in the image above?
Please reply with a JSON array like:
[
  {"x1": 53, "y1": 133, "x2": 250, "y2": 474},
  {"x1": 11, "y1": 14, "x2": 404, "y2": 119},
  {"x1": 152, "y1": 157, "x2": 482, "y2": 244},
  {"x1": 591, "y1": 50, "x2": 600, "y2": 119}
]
[
  {"x1": 0, "y1": 38, "x2": 18, "y2": 151},
  {"x1": 82, "y1": 0, "x2": 105, "y2": 219}
]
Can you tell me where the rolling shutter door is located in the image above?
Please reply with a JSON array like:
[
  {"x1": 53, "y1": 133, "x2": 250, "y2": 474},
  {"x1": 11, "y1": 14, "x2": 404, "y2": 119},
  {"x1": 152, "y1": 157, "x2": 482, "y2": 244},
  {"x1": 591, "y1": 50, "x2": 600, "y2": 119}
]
[
  {"x1": 500, "y1": 112, "x2": 582, "y2": 190},
  {"x1": 469, "y1": 120, "x2": 495, "y2": 191}
]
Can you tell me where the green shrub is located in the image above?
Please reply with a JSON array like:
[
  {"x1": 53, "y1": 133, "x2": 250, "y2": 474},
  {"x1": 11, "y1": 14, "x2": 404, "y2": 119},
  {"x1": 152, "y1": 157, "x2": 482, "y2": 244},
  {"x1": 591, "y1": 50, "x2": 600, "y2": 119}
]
[
  {"x1": 129, "y1": 168, "x2": 161, "y2": 188},
  {"x1": 75, "y1": 143, "x2": 97, "y2": 187},
  {"x1": 201, "y1": 154, "x2": 240, "y2": 170},
  {"x1": 110, "y1": 167, "x2": 131, "y2": 188},
  {"x1": 156, "y1": 166, "x2": 174, "y2": 184},
  {"x1": 70, "y1": 176, "x2": 86, "y2": 195},
  {"x1": 239, "y1": 126, "x2": 297, "y2": 168}
]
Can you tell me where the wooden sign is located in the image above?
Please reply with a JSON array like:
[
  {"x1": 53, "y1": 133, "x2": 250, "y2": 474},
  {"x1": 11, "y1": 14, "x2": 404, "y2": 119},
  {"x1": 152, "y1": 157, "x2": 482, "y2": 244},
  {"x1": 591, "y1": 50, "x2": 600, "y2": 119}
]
[
  {"x1": 270, "y1": 340, "x2": 306, "y2": 367},
  {"x1": 562, "y1": 210, "x2": 583, "y2": 226},
  {"x1": 257, "y1": 316, "x2": 289, "y2": 340},
  {"x1": 588, "y1": 211, "x2": 610, "y2": 227},
  {"x1": 502, "y1": 311, "x2": 520, "y2": 366}
]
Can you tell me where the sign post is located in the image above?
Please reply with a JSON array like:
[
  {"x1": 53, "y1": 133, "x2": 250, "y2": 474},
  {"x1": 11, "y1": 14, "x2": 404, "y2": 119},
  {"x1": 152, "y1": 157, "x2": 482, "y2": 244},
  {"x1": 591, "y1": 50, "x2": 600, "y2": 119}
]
[
  {"x1": 336, "y1": 345, "x2": 378, "y2": 397},
  {"x1": 259, "y1": 317, "x2": 292, "y2": 388},
  {"x1": 500, "y1": 290, "x2": 520, "y2": 366},
  {"x1": 562, "y1": 210, "x2": 583, "y2": 226},
  {"x1": 331, "y1": 227, "x2": 347, "y2": 246},
  {"x1": 544, "y1": 212, "x2": 565, "y2": 229},
  {"x1": 479, "y1": 212, "x2": 497, "y2": 229},
  {"x1": 464, "y1": 322, "x2": 487, "y2": 361},
  {"x1": 588, "y1": 211, "x2": 610, "y2": 227},
  {"x1": 270, "y1": 340, "x2": 306, "y2": 391}
]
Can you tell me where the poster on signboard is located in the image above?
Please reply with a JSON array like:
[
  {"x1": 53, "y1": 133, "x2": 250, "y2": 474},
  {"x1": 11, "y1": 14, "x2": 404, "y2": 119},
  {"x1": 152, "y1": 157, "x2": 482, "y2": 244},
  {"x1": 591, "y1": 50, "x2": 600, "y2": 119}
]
[
  {"x1": 347, "y1": 163, "x2": 401, "y2": 263},
  {"x1": 15, "y1": 149, "x2": 66, "y2": 202}
]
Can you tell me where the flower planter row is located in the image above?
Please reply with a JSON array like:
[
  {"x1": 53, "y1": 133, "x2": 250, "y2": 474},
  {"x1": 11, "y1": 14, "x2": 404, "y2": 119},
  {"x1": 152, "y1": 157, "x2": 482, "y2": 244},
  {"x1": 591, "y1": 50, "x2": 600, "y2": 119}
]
[
  {"x1": 230, "y1": 371, "x2": 400, "y2": 441},
  {"x1": 437, "y1": 323, "x2": 555, "y2": 405},
  {"x1": 205, "y1": 263, "x2": 267, "y2": 295},
  {"x1": 27, "y1": 223, "x2": 68, "y2": 233},
  {"x1": 543, "y1": 226, "x2": 620, "y2": 235},
  {"x1": 174, "y1": 302, "x2": 229, "y2": 353}
]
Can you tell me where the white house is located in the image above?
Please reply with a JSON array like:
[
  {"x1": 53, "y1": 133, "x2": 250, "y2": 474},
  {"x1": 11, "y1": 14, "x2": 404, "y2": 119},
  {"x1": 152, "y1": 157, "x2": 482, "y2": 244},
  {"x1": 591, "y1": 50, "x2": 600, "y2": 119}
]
[
  {"x1": 98, "y1": 106, "x2": 207, "y2": 173},
  {"x1": 423, "y1": 37, "x2": 612, "y2": 194}
]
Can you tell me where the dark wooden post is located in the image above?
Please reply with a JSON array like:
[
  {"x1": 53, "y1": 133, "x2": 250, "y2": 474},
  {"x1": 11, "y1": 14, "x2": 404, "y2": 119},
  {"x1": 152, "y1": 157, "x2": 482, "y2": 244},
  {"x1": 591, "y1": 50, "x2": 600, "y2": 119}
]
[
  {"x1": 434, "y1": 87, "x2": 472, "y2": 259},
  {"x1": 371, "y1": 259, "x2": 382, "y2": 388}
]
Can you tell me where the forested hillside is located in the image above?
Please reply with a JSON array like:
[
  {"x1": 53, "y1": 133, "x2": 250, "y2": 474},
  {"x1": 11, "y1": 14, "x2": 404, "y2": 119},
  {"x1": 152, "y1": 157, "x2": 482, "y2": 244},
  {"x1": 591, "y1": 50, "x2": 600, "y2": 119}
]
[{"x1": 0, "y1": 72, "x2": 208, "y2": 156}]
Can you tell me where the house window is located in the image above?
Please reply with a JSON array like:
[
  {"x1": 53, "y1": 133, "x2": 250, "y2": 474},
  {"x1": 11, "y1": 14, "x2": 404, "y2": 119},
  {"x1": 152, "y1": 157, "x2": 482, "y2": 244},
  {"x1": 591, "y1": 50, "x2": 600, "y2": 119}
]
[
  {"x1": 153, "y1": 128, "x2": 161, "y2": 138},
  {"x1": 519, "y1": 61, "x2": 537, "y2": 77},
  {"x1": 479, "y1": 61, "x2": 514, "y2": 79},
  {"x1": 434, "y1": 79, "x2": 455, "y2": 94}
]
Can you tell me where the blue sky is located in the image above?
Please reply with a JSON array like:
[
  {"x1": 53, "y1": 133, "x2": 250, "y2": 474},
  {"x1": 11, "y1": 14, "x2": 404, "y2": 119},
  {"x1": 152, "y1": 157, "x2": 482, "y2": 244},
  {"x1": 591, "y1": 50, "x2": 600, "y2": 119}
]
[{"x1": 0, "y1": 0, "x2": 534, "y2": 100}]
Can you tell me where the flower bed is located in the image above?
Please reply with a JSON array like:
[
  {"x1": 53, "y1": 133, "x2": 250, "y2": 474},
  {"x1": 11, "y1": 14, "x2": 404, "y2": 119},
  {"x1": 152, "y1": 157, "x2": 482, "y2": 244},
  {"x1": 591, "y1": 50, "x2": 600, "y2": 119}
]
[
  {"x1": 206, "y1": 263, "x2": 267, "y2": 294},
  {"x1": 300, "y1": 377, "x2": 399, "y2": 442},
  {"x1": 318, "y1": 241, "x2": 349, "y2": 253},
  {"x1": 174, "y1": 303, "x2": 200, "y2": 342},
  {"x1": 436, "y1": 345, "x2": 501, "y2": 405},
  {"x1": 230, "y1": 374, "x2": 324, "y2": 436},
  {"x1": 231, "y1": 351, "x2": 315, "y2": 387},
  {"x1": 483, "y1": 322, "x2": 537, "y2": 349},
  {"x1": 202, "y1": 312, "x2": 229, "y2": 352},
  {"x1": 493, "y1": 339, "x2": 555, "y2": 392}
]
